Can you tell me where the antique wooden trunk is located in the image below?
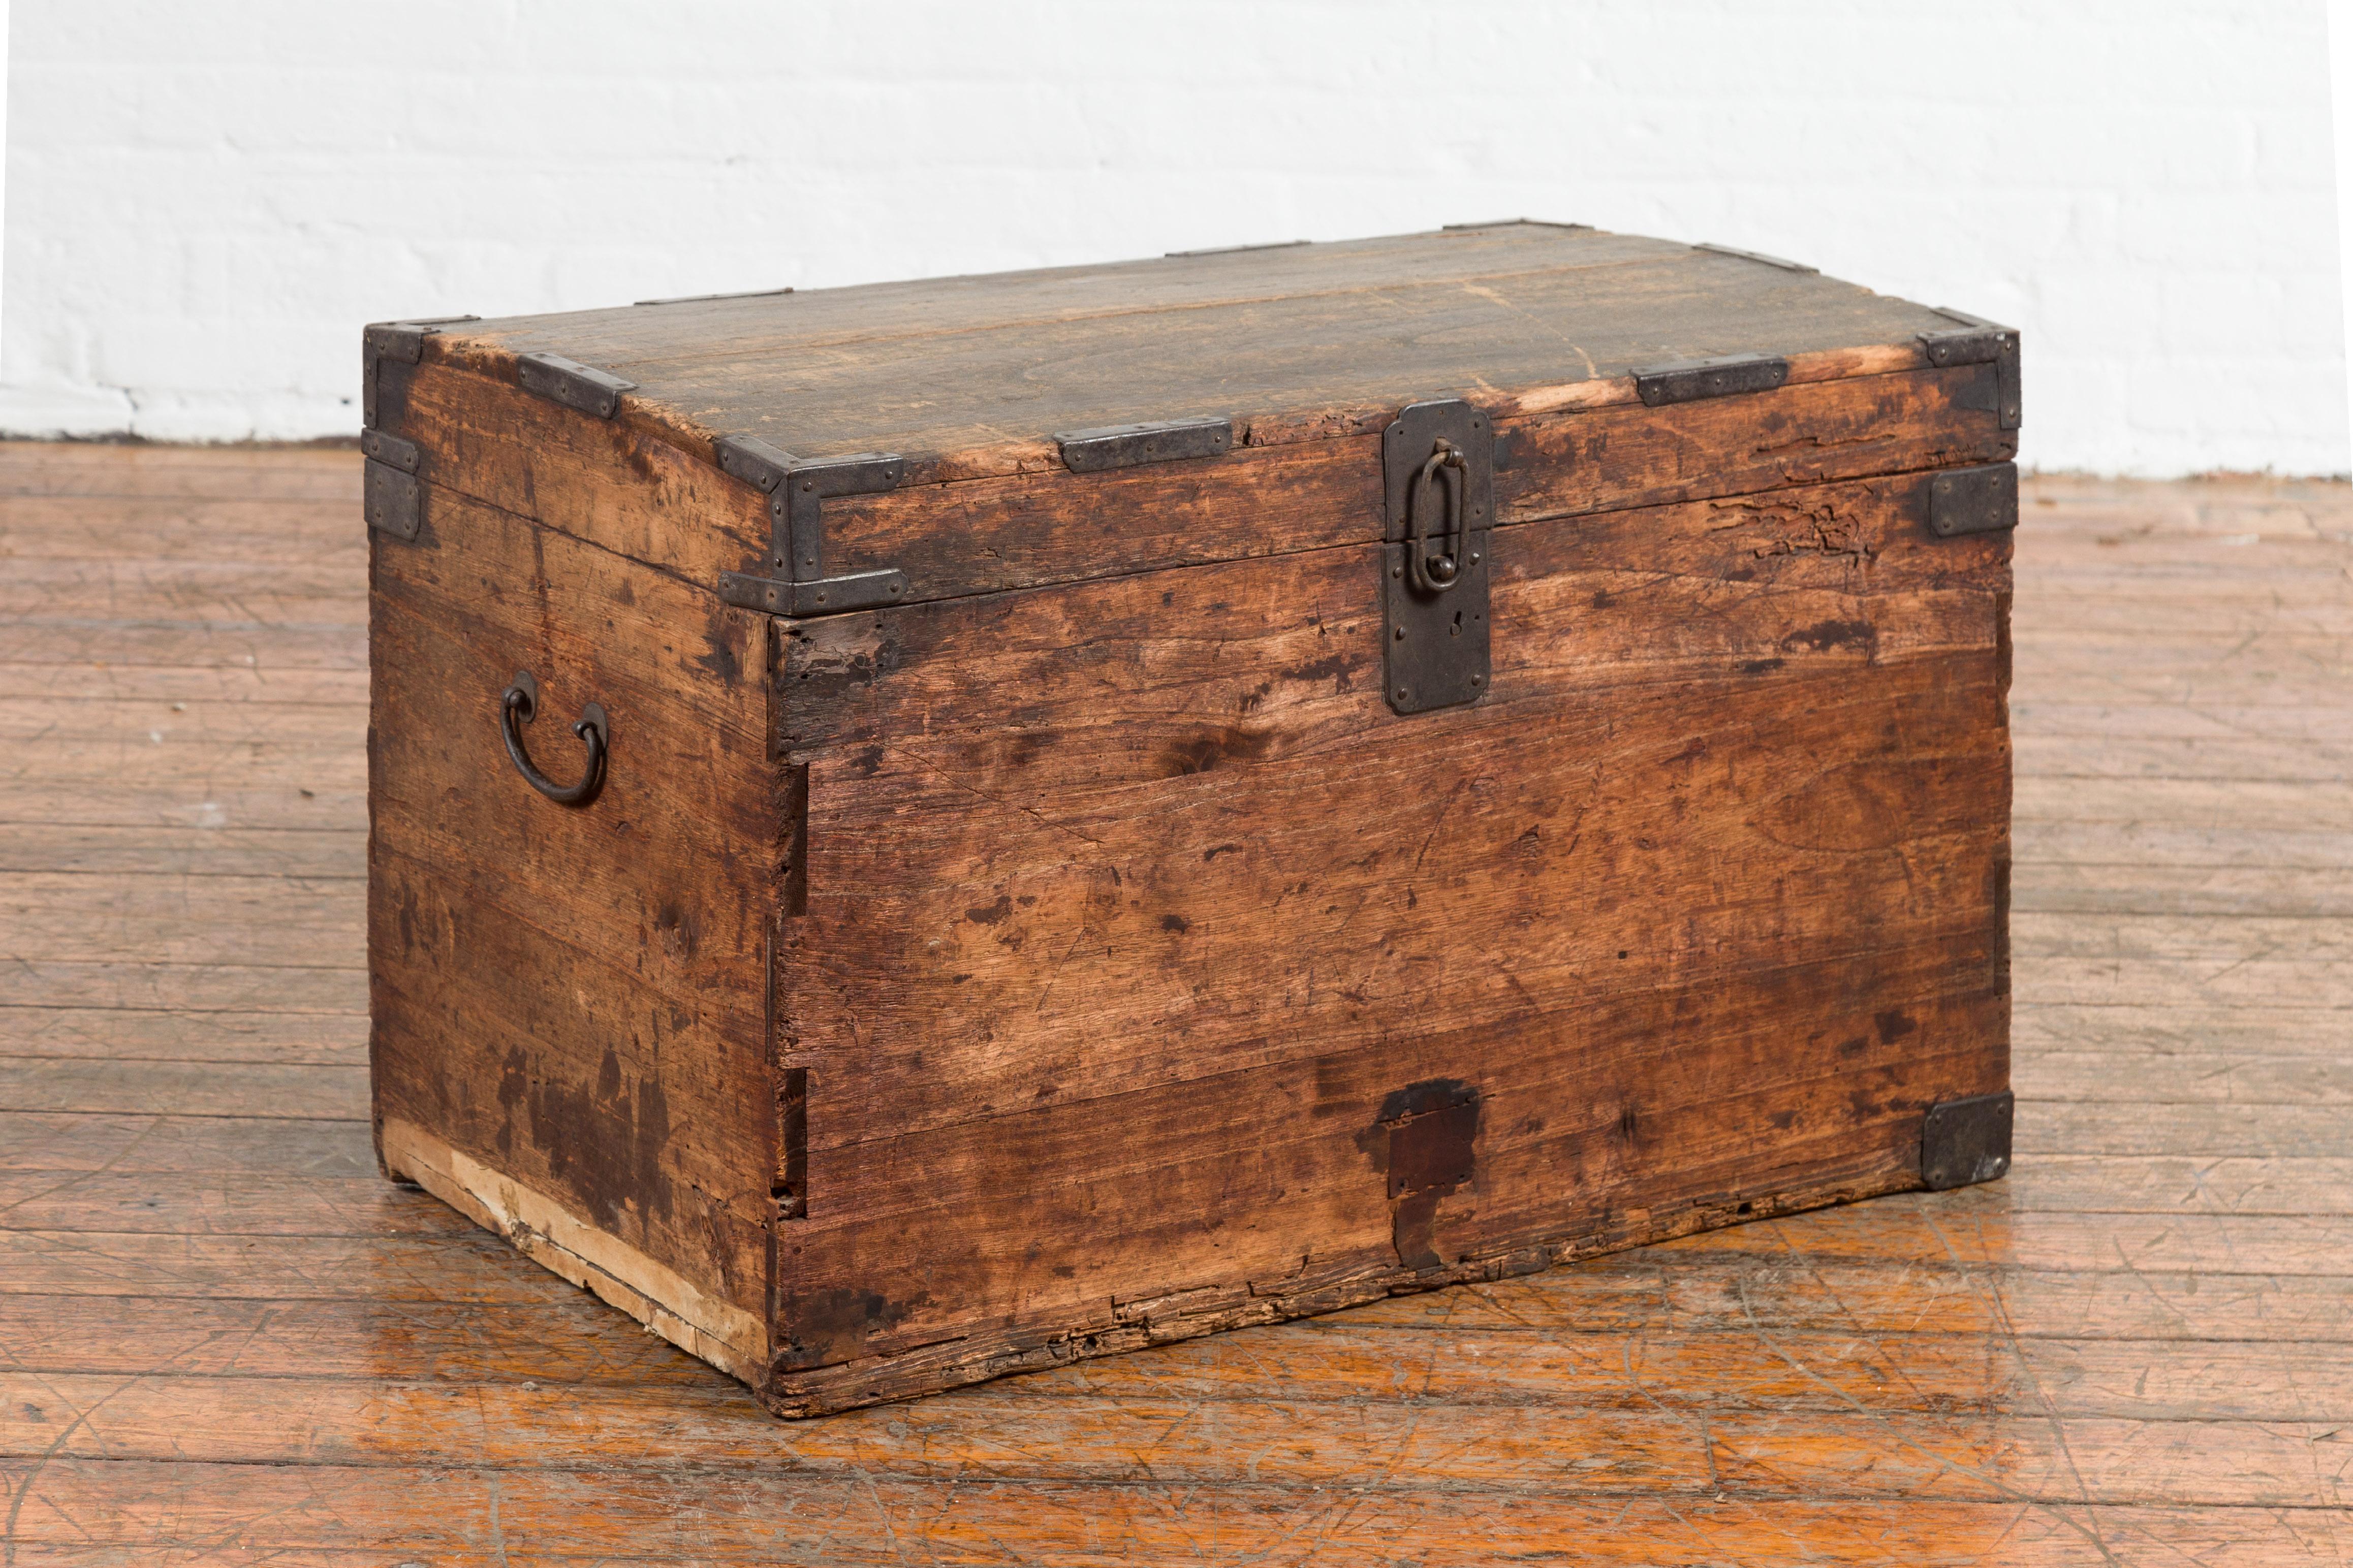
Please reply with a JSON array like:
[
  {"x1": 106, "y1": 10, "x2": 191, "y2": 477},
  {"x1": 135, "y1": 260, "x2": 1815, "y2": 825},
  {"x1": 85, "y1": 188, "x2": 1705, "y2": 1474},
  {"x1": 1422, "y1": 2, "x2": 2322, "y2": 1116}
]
[{"x1": 364, "y1": 222, "x2": 2020, "y2": 1416}]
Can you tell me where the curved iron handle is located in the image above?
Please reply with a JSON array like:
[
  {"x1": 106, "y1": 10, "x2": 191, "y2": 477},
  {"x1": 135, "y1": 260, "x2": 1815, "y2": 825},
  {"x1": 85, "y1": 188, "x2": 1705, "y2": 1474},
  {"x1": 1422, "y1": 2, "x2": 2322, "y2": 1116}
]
[
  {"x1": 1406, "y1": 439, "x2": 1473, "y2": 594},
  {"x1": 499, "y1": 669, "x2": 608, "y2": 807}
]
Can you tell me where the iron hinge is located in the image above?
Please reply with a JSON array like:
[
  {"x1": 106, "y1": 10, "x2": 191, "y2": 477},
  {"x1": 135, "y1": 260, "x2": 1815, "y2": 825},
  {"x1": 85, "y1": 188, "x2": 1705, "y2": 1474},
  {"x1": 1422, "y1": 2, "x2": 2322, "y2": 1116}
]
[
  {"x1": 1921, "y1": 1090, "x2": 2013, "y2": 1191},
  {"x1": 516, "y1": 352, "x2": 638, "y2": 420},
  {"x1": 1633, "y1": 353, "x2": 1791, "y2": 407},
  {"x1": 1055, "y1": 417, "x2": 1233, "y2": 473},
  {"x1": 1382, "y1": 399, "x2": 1494, "y2": 715},
  {"x1": 362, "y1": 431, "x2": 423, "y2": 541},
  {"x1": 1921, "y1": 308, "x2": 2022, "y2": 430},
  {"x1": 1927, "y1": 462, "x2": 2019, "y2": 538},
  {"x1": 712, "y1": 437, "x2": 911, "y2": 616},
  {"x1": 360, "y1": 315, "x2": 478, "y2": 427},
  {"x1": 1694, "y1": 242, "x2": 1818, "y2": 274}
]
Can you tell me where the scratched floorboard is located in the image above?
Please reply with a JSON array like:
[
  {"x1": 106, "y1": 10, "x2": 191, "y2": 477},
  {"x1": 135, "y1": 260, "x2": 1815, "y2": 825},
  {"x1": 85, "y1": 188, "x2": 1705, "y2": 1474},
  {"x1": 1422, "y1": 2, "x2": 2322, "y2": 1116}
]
[{"x1": 1, "y1": 444, "x2": 2347, "y2": 1564}]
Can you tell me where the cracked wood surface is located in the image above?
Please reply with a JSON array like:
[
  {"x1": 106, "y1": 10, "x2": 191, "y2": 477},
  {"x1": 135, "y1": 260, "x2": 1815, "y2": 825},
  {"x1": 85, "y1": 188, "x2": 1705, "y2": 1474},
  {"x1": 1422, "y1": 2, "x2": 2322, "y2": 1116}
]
[{"x1": 2, "y1": 443, "x2": 2349, "y2": 1560}]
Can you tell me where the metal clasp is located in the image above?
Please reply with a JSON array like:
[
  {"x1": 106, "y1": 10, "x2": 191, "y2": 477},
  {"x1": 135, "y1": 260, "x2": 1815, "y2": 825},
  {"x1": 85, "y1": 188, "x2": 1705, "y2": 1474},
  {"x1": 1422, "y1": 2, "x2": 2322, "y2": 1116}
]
[
  {"x1": 1382, "y1": 400, "x2": 1494, "y2": 714},
  {"x1": 1406, "y1": 439, "x2": 1476, "y2": 594}
]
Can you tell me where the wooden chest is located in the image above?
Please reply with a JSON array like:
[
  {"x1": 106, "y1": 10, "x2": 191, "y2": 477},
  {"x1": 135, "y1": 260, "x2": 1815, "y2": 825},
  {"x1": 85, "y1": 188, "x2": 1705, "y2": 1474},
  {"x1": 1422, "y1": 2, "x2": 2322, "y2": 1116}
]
[{"x1": 364, "y1": 223, "x2": 2020, "y2": 1416}]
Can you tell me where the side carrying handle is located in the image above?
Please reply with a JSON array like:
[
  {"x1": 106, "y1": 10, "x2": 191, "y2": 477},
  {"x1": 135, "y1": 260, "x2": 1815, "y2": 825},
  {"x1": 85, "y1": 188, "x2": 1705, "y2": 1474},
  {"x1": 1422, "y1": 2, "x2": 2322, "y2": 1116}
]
[{"x1": 499, "y1": 669, "x2": 608, "y2": 807}]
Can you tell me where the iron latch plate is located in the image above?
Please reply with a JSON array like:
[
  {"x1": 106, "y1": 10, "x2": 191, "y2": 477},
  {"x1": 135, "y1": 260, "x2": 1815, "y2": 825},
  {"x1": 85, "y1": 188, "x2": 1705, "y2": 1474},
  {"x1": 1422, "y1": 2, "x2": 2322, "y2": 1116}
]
[
  {"x1": 1382, "y1": 399, "x2": 1494, "y2": 715},
  {"x1": 1927, "y1": 462, "x2": 2019, "y2": 538}
]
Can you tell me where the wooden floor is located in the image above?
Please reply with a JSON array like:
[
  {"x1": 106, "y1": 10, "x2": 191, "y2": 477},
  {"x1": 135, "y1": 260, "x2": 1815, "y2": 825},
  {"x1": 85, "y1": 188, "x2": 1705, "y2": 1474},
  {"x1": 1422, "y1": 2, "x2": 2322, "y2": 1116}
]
[{"x1": 2, "y1": 444, "x2": 2348, "y2": 1564}]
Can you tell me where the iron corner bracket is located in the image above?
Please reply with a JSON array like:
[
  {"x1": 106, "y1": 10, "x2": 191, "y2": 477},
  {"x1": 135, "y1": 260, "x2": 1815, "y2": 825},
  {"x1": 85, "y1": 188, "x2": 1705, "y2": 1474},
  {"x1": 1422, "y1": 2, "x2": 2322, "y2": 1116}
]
[
  {"x1": 1921, "y1": 308, "x2": 2022, "y2": 430},
  {"x1": 1927, "y1": 462, "x2": 2019, "y2": 539},
  {"x1": 1381, "y1": 398, "x2": 1494, "y2": 716},
  {"x1": 361, "y1": 430, "x2": 422, "y2": 541},
  {"x1": 712, "y1": 436, "x2": 911, "y2": 617},
  {"x1": 361, "y1": 314, "x2": 479, "y2": 427},
  {"x1": 1920, "y1": 1089, "x2": 2013, "y2": 1191}
]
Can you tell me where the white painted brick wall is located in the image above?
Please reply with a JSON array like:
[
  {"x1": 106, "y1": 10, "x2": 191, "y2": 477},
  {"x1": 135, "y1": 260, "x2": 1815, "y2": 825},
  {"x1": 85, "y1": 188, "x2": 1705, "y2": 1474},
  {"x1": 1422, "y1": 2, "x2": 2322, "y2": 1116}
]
[{"x1": 2, "y1": 0, "x2": 2340, "y2": 474}]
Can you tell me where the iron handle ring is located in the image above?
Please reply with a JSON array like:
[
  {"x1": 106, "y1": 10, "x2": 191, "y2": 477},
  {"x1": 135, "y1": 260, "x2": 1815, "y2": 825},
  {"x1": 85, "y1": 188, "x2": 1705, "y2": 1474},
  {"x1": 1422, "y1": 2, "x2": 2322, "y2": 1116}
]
[
  {"x1": 1407, "y1": 439, "x2": 1473, "y2": 594},
  {"x1": 499, "y1": 669, "x2": 608, "y2": 807}
]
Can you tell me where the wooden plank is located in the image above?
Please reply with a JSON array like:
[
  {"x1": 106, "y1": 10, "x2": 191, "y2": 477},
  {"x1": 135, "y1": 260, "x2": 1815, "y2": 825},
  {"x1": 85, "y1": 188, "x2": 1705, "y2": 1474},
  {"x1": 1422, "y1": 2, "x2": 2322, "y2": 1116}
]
[
  {"x1": 2014, "y1": 776, "x2": 2353, "y2": 832},
  {"x1": 0, "y1": 665, "x2": 369, "y2": 704},
  {"x1": 0, "y1": 825, "x2": 363, "y2": 877},
  {"x1": 2016, "y1": 533, "x2": 2353, "y2": 572},
  {"x1": 0, "y1": 1293, "x2": 724, "y2": 1386},
  {"x1": 2014, "y1": 734, "x2": 2353, "y2": 783},
  {"x1": 9, "y1": 1361, "x2": 2353, "y2": 1481},
  {"x1": 2016, "y1": 913, "x2": 2353, "y2": 962},
  {"x1": 0, "y1": 441, "x2": 360, "y2": 501},
  {"x1": 1345, "y1": 1254, "x2": 2353, "y2": 1343},
  {"x1": 2016, "y1": 1003, "x2": 2352, "y2": 1055},
  {"x1": 0, "y1": 963, "x2": 365, "y2": 1013},
  {"x1": 0, "y1": 1113, "x2": 372, "y2": 1176},
  {"x1": 2002, "y1": 1156, "x2": 2353, "y2": 1217},
  {"x1": 2014, "y1": 819, "x2": 2353, "y2": 871},
  {"x1": 2015, "y1": 863, "x2": 2353, "y2": 917},
  {"x1": 12, "y1": 1202, "x2": 2349, "y2": 1302},
  {"x1": 0, "y1": 1059, "x2": 366, "y2": 1119},
  {"x1": 0, "y1": 1006, "x2": 366, "y2": 1064},
  {"x1": 0, "y1": 1173, "x2": 467, "y2": 1236},
  {"x1": 0, "y1": 696, "x2": 367, "y2": 746},
  {"x1": 2019, "y1": 473, "x2": 2353, "y2": 538},
  {"x1": 2018, "y1": 1050, "x2": 2353, "y2": 1105},
  {"x1": 2014, "y1": 700, "x2": 2353, "y2": 743},
  {"x1": 12, "y1": 1254, "x2": 2353, "y2": 1379},
  {"x1": 1687, "y1": 1199, "x2": 2353, "y2": 1277},
  {"x1": 0, "y1": 874, "x2": 363, "y2": 968},
  {"x1": 0, "y1": 1458, "x2": 2338, "y2": 1566},
  {"x1": 0, "y1": 498, "x2": 363, "y2": 563},
  {"x1": 4, "y1": 1153, "x2": 2342, "y2": 1239},
  {"x1": 2017, "y1": 1101, "x2": 2353, "y2": 1158},
  {"x1": 2014, "y1": 950, "x2": 2353, "y2": 1011},
  {"x1": 0, "y1": 559, "x2": 365, "y2": 623},
  {"x1": 0, "y1": 783, "x2": 365, "y2": 833},
  {"x1": 0, "y1": 1230, "x2": 585, "y2": 1301},
  {"x1": 0, "y1": 621, "x2": 364, "y2": 670},
  {"x1": 2011, "y1": 630, "x2": 2351, "y2": 681}
]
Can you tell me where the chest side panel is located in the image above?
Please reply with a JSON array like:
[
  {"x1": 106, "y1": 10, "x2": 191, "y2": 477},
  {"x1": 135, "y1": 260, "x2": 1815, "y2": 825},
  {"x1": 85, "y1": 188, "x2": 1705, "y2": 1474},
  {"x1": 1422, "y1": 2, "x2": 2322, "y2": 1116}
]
[
  {"x1": 766, "y1": 466, "x2": 2011, "y2": 1410},
  {"x1": 368, "y1": 478, "x2": 779, "y2": 1363}
]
